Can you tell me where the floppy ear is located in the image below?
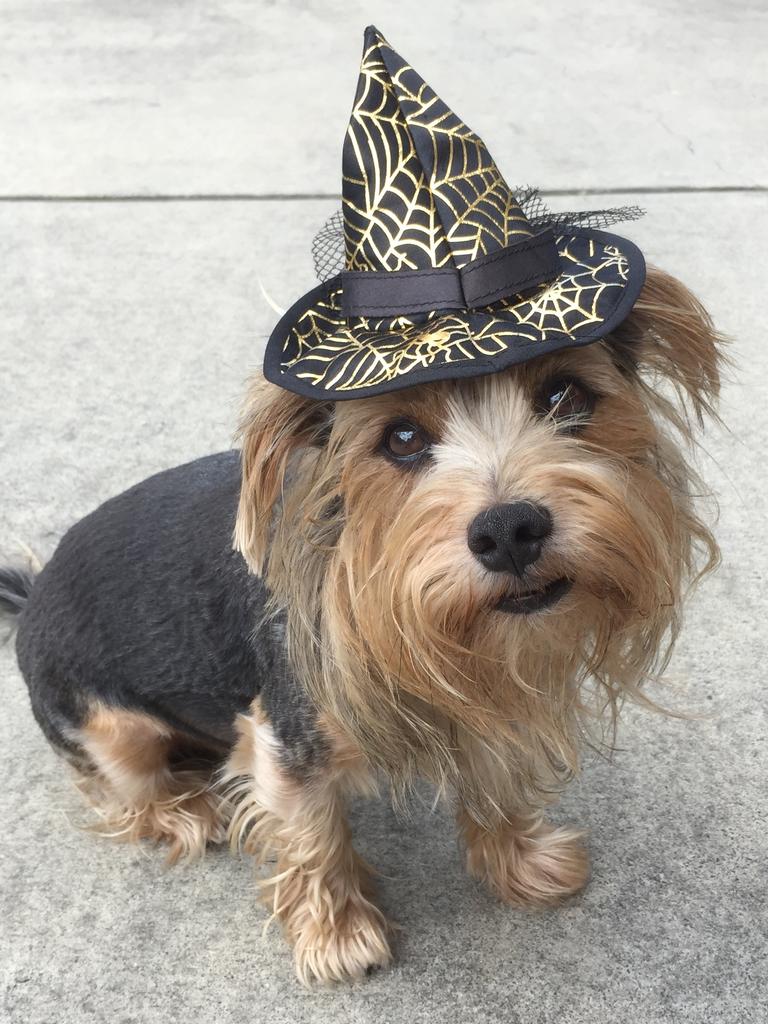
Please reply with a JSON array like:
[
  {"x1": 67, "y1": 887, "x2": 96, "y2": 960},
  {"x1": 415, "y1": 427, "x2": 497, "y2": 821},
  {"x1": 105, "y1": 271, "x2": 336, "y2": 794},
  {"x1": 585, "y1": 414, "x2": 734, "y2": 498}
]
[
  {"x1": 609, "y1": 266, "x2": 727, "y2": 427},
  {"x1": 234, "y1": 376, "x2": 330, "y2": 574}
]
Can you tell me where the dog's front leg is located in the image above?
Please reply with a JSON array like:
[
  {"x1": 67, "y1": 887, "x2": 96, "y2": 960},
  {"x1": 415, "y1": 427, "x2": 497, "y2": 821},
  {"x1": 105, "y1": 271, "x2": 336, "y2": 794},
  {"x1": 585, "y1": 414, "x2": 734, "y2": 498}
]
[
  {"x1": 224, "y1": 704, "x2": 391, "y2": 984},
  {"x1": 457, "y1": 805, "x2": 589, "y2": 907}
]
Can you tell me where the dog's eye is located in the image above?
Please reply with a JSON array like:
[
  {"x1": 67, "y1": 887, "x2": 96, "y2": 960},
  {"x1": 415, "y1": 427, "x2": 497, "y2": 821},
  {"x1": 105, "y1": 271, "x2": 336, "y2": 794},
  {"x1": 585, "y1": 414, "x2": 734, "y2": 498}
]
[
  {"x1": 381, "y1": 421, "x2": 432, "y2": 463},
  {"x1": 537, "y1": 377, "x2": 595, "y2": 430}
]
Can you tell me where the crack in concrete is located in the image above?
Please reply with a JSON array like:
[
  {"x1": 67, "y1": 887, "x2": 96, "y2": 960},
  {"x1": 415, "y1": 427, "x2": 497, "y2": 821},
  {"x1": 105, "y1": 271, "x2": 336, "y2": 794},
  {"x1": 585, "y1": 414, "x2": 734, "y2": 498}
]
[{"x1": 0, "y1": 186, "x2": 765, "y2": 203}]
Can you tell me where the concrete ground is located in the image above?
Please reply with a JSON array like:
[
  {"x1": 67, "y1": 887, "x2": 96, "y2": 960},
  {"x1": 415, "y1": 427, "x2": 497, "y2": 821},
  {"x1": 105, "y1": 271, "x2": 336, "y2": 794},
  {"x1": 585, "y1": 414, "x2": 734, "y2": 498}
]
[{"x1": 0, "y1": 2, "x2": 766, "y2": 1021}]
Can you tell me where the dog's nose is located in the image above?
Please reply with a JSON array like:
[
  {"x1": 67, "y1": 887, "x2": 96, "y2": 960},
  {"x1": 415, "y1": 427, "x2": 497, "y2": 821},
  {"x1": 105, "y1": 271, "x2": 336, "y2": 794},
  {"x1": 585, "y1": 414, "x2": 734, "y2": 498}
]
[{"x1": 467, "y1": 502, "x2": 552, "y2": 576}]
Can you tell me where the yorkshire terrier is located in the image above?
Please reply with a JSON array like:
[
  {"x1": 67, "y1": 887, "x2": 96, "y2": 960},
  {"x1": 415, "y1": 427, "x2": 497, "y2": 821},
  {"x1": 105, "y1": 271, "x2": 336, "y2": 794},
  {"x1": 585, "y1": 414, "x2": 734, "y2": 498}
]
[{"x1": 0, "y1": 266, "x2": 723, "y2": 984}]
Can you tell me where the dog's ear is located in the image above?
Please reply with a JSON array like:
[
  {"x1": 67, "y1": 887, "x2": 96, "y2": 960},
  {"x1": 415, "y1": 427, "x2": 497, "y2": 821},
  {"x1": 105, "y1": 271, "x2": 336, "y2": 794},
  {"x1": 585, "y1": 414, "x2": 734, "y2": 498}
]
[
  {"x1": 608, "y1": 266, "x2": 726, "y2": 426},
  {"x1": 235, "y1": 376, "x2": 330, "y2": 573}
]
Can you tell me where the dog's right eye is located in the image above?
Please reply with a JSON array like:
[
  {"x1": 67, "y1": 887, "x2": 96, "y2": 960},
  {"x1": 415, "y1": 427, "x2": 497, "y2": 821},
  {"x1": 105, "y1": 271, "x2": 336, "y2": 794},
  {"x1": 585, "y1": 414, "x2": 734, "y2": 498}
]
[
  {"x1": 381, "y1": 422, "x2": 432, "y2": 464},
  {"x1": 536, "y1": 376, "x2": 595, "y2": 431}
]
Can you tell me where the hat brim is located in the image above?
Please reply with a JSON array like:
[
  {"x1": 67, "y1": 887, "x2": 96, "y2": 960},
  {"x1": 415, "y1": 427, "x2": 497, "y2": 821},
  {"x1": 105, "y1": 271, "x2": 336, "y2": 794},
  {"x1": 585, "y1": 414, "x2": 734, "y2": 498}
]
[{"x1": 263, "y1": 228, "x2": 646, "y2": 401}]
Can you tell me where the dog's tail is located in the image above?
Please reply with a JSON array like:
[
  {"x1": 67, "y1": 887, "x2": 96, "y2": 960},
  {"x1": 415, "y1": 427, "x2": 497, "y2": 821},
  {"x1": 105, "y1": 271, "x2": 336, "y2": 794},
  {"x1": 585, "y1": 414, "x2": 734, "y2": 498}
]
[{"x1": 0, "y1": 566, "x2": 37, "y2": 617}]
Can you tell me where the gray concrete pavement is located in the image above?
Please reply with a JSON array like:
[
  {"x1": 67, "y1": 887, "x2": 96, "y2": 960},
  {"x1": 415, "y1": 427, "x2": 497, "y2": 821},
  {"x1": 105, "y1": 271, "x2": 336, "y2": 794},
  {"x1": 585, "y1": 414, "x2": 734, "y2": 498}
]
[
  {"x1": 1, "y1": 3, "x2": 767, "y2": 1022},
  {"x1": 1, "y1": 0, "x2": 766, "y2": 195}
]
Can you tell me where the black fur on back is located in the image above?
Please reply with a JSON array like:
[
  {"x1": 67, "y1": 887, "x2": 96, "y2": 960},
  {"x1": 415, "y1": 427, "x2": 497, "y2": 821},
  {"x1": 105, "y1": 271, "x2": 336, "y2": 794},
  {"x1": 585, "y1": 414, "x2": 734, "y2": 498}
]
[
  {"x1": 0, "y1": 566, "x2": 36, "y2": 615},
  {"x1": 13, "y1": 450, "x2": 327, "y2": 773}
]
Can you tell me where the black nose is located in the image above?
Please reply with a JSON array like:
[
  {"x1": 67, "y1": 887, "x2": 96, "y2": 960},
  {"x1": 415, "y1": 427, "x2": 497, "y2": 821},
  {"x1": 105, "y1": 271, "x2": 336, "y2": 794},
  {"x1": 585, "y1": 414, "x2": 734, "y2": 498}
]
[{"x1": 467, "y1": 502, "x2": 552, "y2": 576}]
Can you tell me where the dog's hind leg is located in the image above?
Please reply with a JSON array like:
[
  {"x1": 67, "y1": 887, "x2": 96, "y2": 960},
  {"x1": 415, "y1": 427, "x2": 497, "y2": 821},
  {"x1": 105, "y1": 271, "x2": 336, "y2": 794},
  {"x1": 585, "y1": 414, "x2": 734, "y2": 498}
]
[
  {"x1": 223, "y1": 703, "x2": 392, "y2": 985},
  {"x1": 75, "y1": 704, "x2": 227, "y2": 863}
]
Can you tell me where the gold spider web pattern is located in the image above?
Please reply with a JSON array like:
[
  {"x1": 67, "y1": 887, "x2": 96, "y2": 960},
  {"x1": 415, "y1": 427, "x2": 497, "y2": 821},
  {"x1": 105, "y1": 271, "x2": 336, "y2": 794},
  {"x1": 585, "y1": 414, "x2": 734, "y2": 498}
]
[
  {"x1": 343, "y1": 39, "x2": 453, "y2": 272},
  {"x1": 280, "y1": 236, "x2": 631, "y2": 393},
  {"x1": 343, "y1": 28, "x2": 535, "y2": 276},
  {"x1": 379, "y1": 37, "x2": 533, "y2": 266}
]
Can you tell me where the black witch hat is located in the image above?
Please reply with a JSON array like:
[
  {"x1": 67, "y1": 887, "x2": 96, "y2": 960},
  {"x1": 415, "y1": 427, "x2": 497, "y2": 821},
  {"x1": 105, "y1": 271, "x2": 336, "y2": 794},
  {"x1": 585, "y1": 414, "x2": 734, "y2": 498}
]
[{"x1": 264, "y1": 25, "x2": 646, "y2": 400}]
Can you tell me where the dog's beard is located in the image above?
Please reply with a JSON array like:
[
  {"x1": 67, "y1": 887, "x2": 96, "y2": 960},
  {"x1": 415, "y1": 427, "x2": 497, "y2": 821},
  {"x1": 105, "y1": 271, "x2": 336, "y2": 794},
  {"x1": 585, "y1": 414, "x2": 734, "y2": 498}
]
[
  {"x1": 262, "y1": 417, "x2": 715, "y2": 822},
  {"x1": 306, "y1": 436, "x2": 704, "y2": 822}
]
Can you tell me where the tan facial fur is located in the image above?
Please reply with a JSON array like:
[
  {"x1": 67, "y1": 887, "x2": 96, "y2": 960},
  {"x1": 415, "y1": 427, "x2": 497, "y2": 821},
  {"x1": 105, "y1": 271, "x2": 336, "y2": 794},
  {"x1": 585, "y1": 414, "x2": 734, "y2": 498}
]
[{"x1": 236, "y1": 267, "x2": 724, "y2": 826}]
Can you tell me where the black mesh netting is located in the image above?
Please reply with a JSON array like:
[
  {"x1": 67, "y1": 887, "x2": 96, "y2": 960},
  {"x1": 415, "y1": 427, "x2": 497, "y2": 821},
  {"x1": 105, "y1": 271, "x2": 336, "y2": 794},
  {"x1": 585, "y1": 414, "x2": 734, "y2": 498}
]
[
  {"x1": 311, "y1": 189, "x2": 643, "y2": 282},
  {"x1": 311, "y1": 210, "x2": 347, "y2": 282}
]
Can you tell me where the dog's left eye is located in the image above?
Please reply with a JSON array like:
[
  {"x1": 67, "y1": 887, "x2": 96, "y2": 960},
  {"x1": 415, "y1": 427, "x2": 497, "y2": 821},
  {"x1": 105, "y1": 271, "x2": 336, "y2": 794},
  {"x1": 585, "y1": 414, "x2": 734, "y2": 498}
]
[
  {"x1": 381, "y1": 421, "x2": 432, "y2": 463},
  {"x1": 536, "y1": 377, "x2": 595, "y2": 429}
]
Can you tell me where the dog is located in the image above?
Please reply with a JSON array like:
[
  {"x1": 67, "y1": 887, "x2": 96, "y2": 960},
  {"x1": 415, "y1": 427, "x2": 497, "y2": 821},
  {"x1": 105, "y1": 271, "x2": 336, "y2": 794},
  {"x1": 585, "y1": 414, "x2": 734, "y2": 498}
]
[{"x1": 0, "y1": 266, "x2": 723, "y2": 984}]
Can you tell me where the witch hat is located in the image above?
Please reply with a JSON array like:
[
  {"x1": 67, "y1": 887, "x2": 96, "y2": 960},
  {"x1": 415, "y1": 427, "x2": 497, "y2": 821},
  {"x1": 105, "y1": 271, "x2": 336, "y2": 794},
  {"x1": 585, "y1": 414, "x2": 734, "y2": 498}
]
[{"x1": 264, "y1": 26, "x2": 645, "y2": 399}]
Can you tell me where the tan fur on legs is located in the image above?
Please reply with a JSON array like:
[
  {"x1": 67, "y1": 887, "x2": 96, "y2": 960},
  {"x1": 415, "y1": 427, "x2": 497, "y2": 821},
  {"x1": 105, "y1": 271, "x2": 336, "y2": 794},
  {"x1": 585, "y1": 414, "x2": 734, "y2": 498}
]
[
  {"x1": 76, "y1": 705, "x2": 226, "y2": 864},
  {"x1": 458, "y1": 807, "x2": 589, "y2": 906},
  {"x1": 223, "y1": 705, "x2": 391, "y2": 985}
]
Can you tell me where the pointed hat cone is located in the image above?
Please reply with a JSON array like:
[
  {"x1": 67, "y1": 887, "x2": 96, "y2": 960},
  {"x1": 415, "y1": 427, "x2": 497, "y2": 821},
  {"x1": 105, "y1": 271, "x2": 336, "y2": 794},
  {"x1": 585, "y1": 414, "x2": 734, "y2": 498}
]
[{"x1": 343, "y1": 26, "x2": 535, "y2": 274}]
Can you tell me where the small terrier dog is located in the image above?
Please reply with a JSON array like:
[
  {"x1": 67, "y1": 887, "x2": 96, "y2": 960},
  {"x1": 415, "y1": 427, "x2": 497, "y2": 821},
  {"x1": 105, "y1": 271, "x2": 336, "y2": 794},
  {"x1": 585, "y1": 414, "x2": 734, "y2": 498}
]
[{"x1": 0, "y1": 266, "x2": 722, "y2": 983}]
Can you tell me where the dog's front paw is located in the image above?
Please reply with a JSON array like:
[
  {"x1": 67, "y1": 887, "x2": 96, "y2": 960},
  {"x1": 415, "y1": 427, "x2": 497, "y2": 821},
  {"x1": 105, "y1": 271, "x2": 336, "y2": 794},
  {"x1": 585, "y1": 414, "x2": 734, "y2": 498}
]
[
  {"x1": 291, "y1": 894, "x2": 392, "y2": 985},
  {"x1": 465, "y1": 816, "x2": 589, "y2": 907}
]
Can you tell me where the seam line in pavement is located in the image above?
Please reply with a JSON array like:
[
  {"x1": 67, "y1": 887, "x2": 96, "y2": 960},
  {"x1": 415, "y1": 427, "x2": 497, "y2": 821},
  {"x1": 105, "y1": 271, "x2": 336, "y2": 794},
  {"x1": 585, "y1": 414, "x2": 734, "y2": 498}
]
[{"x1": 0, "y1": 186, "x2": 765, "y2": 203}]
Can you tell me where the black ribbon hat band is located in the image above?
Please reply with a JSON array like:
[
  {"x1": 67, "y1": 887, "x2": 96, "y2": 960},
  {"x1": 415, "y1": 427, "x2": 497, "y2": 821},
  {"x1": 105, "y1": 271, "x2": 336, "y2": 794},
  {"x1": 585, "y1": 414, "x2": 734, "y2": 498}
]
[{"x1": 341, "y1": 229, "x2": 562, "y2": 318}]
